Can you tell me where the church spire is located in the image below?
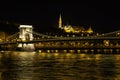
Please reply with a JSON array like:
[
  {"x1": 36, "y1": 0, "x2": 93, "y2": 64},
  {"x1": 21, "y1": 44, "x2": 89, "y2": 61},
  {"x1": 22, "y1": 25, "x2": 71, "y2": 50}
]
[{"x1": 59, "y1": 14, "x2": 62, "y2": 28}]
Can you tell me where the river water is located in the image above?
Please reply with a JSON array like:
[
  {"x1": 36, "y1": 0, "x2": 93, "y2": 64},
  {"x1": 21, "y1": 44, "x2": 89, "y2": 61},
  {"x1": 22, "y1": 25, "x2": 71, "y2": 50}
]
[{"x1": 0, "y1": 51, "x2": 120, "y2": 80}]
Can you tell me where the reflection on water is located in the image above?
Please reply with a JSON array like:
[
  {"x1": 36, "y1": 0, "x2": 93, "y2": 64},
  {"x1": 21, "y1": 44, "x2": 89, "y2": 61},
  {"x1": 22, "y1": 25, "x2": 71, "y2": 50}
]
[{"x1": 0, "y1": 51, "x2": 120, "y2": 80}]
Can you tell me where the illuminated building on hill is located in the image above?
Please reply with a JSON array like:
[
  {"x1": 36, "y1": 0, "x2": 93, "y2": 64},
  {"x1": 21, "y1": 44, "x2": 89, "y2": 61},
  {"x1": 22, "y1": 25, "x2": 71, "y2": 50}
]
[
  {"x1": 58, "y1": 14, "x2": 93, "y2": 34},
  {"x1": 0, "y1": 32, "x2": 6, "y2": 42}
]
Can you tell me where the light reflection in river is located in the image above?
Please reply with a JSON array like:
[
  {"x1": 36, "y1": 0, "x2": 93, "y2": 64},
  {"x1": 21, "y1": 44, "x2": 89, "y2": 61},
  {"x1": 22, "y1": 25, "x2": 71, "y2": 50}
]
[{"x1": 0, "y1": 51, "x2": 120, "y2": 80}]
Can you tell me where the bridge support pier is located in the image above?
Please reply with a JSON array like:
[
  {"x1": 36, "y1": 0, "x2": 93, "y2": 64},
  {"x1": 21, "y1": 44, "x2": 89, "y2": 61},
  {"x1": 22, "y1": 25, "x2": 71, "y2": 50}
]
[{"x1": 18, "y1": 43, "x2": 35, "y2": 51}]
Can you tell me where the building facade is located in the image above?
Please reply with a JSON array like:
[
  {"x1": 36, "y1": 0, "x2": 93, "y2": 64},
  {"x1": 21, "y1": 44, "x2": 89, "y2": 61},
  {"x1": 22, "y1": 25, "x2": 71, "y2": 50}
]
[{"x1": 58, "y1": 14, "x2": 93, "y2": 34}]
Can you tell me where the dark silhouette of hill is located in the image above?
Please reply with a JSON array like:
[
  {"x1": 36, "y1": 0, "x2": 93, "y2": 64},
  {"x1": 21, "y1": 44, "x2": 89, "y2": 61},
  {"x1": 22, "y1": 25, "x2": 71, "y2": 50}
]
[
  {"x1": 0, "y1": 21, "x2": 19, "y2": 34},
  {"x1": 0, "y1": 21, "x2": 65, "y2": 35}
]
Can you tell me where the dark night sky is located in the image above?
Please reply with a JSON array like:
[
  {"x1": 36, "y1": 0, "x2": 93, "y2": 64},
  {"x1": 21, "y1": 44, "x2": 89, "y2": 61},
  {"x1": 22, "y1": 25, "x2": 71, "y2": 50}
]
[{"x1": 0, "y1": 1, "x2": 120, "y2": 33}]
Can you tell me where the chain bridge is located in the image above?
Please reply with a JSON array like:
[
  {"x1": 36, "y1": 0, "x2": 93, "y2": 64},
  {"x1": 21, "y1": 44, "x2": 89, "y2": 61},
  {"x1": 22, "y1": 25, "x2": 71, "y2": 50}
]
[{"x1": 0, "y1": 25, "x2": 120, "y2": 52}]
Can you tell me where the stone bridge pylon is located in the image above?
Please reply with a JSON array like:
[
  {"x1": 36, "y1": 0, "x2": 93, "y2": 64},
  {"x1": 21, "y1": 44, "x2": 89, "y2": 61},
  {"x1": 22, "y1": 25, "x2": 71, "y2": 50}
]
[{"x1": 18, "y1": 25, "x2": 35, "y2": 51}]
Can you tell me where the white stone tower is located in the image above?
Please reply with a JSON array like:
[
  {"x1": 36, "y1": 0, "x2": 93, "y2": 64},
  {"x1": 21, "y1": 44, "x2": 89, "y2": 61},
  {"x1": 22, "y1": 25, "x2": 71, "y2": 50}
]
[
  {"x1": 59, "y1": 14, "x2": 62, "y2": 28},
  {"x1": 18, "y1": 25, "x2": 35, "y2": 51}
]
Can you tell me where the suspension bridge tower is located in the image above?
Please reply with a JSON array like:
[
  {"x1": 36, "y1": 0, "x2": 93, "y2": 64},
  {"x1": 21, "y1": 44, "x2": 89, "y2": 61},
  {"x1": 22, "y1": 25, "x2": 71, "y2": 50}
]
[{"x1": 18, "y1": 25, "x2": 35, "y2": 51}]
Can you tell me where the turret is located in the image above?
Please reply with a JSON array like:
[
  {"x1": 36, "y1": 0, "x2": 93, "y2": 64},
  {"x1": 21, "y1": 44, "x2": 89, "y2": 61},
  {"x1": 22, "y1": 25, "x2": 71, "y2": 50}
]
[
  {"x1": 59, "y1": 14, "x2": 62, "y2": 28},
  {"x1": 87, "y1": 26, "x2": 93, "y2": 34}
]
